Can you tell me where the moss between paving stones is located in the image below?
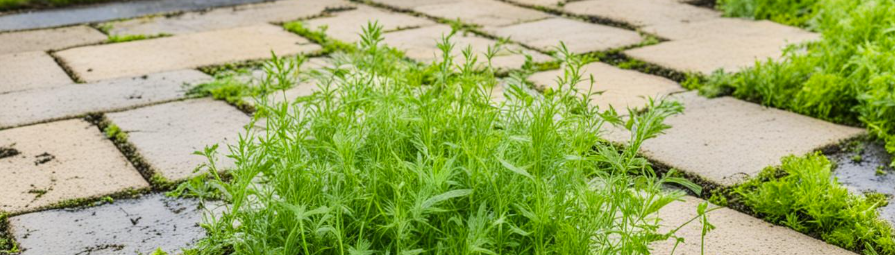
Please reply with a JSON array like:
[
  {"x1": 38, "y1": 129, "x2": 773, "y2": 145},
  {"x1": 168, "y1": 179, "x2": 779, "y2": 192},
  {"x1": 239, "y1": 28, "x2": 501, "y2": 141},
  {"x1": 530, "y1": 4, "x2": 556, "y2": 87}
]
[{"x1": 86, "y1": 113, "x2": 176, "y2": 190}]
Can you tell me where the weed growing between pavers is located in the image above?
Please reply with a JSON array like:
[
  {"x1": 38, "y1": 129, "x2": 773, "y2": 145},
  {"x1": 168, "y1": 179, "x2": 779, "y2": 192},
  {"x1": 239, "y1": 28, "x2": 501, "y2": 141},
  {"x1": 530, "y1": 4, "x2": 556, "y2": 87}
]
[
  {"x1": 0, "y1": 213, "x2": 17, "y2": 254},
  {"x1": 106, "y1": 33, "x2": 171, "y2": 43},
  {"x1": 184, "y1": 24, "x2": 713, "y2": 254},
  {"x1": 717, "y1": 0, "x2": 820, "y2": 28}
]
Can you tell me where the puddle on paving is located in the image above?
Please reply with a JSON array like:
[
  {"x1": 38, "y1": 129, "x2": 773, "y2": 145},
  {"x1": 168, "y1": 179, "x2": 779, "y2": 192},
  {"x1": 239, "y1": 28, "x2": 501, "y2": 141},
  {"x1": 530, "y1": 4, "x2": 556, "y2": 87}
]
[{"x1": 828, "y1": 141, "x2": 895, "y2": 226}]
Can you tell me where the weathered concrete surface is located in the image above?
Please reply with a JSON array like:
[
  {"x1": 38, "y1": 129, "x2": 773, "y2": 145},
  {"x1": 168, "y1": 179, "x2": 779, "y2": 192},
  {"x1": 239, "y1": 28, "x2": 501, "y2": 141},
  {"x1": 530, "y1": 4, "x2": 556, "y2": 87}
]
[
  {"x1": 55, "y1": 24, "x2": 321, "y2": 82},
  {"x1": 105, "y1": 0, "x2": 352, "y2": 36},
  {"x1": 484, "y1": 17, "x2": 642, "y2": 53},
  {"x1": 0, "y1": 0, "x2": 274, "y2": 32},
  {"x1": 0, "y1": 70, "x2": 211, "y2": 129},
  {"x1": 0, "y1": 51, "x2": 72, "y2": 94},
  {"x1": 414, "y1": 0, "x2": 552, "y2": 27},
  {"x1": 382, "y1": 25, "x2": 552, "y2": 70},
  {"x1": 650, "y1": 196, "x2": 855, "y2": 255},
  {"x1": 9, "y1": 193, "x2": 216, "y2": 255},
  {"x1": 606, "y1": 92, "x2": 865, "y2": 186},
  {"x1": 641, "y1": 18, "x2": 819, "y2": 41},
  {"x1": 503, "y1": 0, "x2": 565, "y2": 9},
  {"x1": 562, "y1": 0, "x2": 719, "y2": 27},
  {"x1": 368, "y1": 0, "x2": 459, "y2": 11},
  {"x1": 0, "y1": 119, "x2": 149, "y2": 214},
  {"x1": 0, "y1": 25, "x2": 106, "y2": 55},
  {"x1": 527, "y1": 62, "x2": 683, "y2": 109},
  {"x1": 105, "y1": 99, "x2": 253, "y2": 182},
  {"x1": 303, "y1": 6, "x2": 435, "y2": 42}
]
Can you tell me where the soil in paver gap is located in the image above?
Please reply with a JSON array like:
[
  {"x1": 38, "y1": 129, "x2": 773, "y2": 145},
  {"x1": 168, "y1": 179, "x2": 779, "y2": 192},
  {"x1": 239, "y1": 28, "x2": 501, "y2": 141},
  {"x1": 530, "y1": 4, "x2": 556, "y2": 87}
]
[
  {"x1": 828, "y1": 140, "x2": 895, "y2": 227},
  {"x1": 0, "y1": 146, "x2": 20, "y2": 159}
]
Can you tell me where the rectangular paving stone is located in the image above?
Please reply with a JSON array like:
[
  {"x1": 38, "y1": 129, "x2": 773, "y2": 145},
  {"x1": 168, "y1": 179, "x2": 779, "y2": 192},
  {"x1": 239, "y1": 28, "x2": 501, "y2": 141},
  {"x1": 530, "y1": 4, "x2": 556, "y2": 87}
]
[
  {"x1": 105, "y1": 99, "x2": 254, "y2": 182},
  {"x1": 0, "y1": 25, "x2": 106, "y2": 55},
  {"x1": 105, "y1": 0, "x2": 352, "y2": 37},
  {"x1": 605, "y1": 92, "x2": 865, "y2": 186},
  {"x1": 413, "y1": 0, "x2": 552, "y2": 28},
  {"x1": 0, "y1": 119, "x2": 150, "y2": 214},
  {"x1": 650, "y1": 196, "x2": 854, "y2": 254},
  {"x1": 641, "y1": 17, "x2": 819, "y2": 41},
  {"x1": 9, "y1": 194, "x2": 215, "y2": 255},
  {"x1": 562, "y1": 0, "x2": 719, "y2": 27},
  {"x1": 484, "y1": 17, "x2": 642, "y2": 54},
  {"x1": 0, "y1": 70, "x2": 211, "y2": 129},
  {"x1": 368, "y1": 0, "x2": 459, "y2": 11},
  {"x1": 303, "y1": 6, "x2": 436, "y2": 43},
  {"x1": 382, "y1": 25, "x2": 552, "y2": 70},
  {"x1": 527, "y1": 62, "x2": 684, "y2": 109},
  {"x1": 503, "y1": 0, "x2": 565, "y2": 9},
  {"x1": 0, "y1": 51, "x2": 73, "y2": 94},
  {"x1": 55, "y1": 24, "x2": 321, "y2": 82}
]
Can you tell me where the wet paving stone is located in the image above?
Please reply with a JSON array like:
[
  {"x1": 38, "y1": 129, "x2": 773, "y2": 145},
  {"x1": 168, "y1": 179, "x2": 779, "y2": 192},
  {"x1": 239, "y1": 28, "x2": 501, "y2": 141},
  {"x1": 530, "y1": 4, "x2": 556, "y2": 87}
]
[
  {"x1": 303, "y1": 6, "x2": 435, "y2": 43},
  {"x1": 0, "y1": 70, "x2": 211, "y2": 129},
  {"x1": 484, "y1": 17, "x2": 642, "y2": 54},
  {"x1": 55, "y1": 24, "x2": 321, "y2": 82},
  {"x1": 8, "y1": 193, "x2": 217, "y2": 255},
  {"x1": 527, "y1": 62, "x2": 683, "y2": 109},
  {"x1": 0, "y1": 0, "x2": 274, "y2": 32},
  {"x1": 413, "y1": 0, "x2": 552, "y2": 28},
  {"x1": 0, "y1": 25, "x2": 106, "y2": 55},
  {"x1": 0, "y1": 119, "x2": 149, "y2": 214},
  {"x1": 828, "y1": 141, "x2": 895, "y2": 226},
  {"x1": 0, "y1": 51, "x2": 72, "y2": 94}
]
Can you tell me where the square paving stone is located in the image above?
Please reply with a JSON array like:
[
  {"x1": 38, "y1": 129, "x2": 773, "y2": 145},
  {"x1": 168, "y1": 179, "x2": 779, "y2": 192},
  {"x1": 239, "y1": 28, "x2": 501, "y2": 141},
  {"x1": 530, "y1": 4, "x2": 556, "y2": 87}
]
[
  {"x1": 484, "y1": 17, "x2": 642, "y2": 54},
  {"x1": 382, "y1": 25, "x2": 552, "y2": 70},
  {"x1": 0, "y1": 25, "x2": 106, "y2": 55},
  {"x1": 368, "y1": 0, "x2": 460, "y2": 11},
  {"x1": 0, "y1": 51, "x2": 73, "y2": 94},
  {"x1": 9, "y1": 193, "x2": 216, "y2": 255},
  {"x1": 641, "y1": 17, "x2": 819, "y2": 41},
  {"x1": 650, "y1": 196, "x2": 854, "y2": 254},
  {"x1": 105, "y1": 0, "x2": 352, "y2": 36},
  {"x1": 0, "y1": 119, "x2": 150, "y2": 214},
  {"x1": 527, "y1": 62, "x2": 684, "y2": 109},
  {"x1": 604, "y1": 92, "x2": 865, "y2": 186},
  {"x1": 55, "y1": 24, "x2": 321, "y2": 82},
  {"x1": 105, "y1": 99, "x2": 254, "y2": 182},
  {"x1": 562, "y1": 0, "x2": 719, "y2": 27},
  {"x1": 303, "y1": 6, "x2": 436, "y2": 43},
  {"x1": 0, "y1": 70, "x2": 211, "y2": 129},
  {"x1": 413, "y1": 0, "x2": 552, "y2": 28}
]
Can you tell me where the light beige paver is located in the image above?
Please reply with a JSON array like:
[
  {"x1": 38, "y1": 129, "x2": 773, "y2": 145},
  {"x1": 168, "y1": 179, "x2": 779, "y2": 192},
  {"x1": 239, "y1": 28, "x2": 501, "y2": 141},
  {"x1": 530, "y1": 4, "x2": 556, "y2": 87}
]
[
  {"x1": 105, "y1": 0, "x2": 352, "y2": 36},
  {"x1": 605, "y1": 92, "x2": 865, "y2": 186},
  {"x1": 484, "y1": 17, "x2": 642, "y2": 54},
  {"x1": 303, "y1": 6, "x2": 435, "y2": 43},
  {"x1": 0, "y1": 119, "x2": 149, "y2": 214},
  {"x1": 413, "y1": 0, "x2": 552, "y2": 28},
  {"x1": 562, "y1": 0, "x2": 719, "y2": 27},
  {"x1": 55, "y1": 24, "x2": 321, "y2": 82},
  {"x1": 368, "y1": 0, "x2": 459, "y2": 11},
  {"x1": 0, "y1": 25, "x2": 106, "y2": 55},
  {"x1": 651, "y1": 196, "x2": 854, "y2": 254},
  {"x1": 503, "y1": 0, "x2": 565, "y2": 9},
  {"x1": 382, "y1": 25, "x2": 552, "y2": 70},
  {"x1": 641, "y1": 18, "x2": 819, "y2": 41},
  {"x1": 0, "y1": 51, "x2": 73, "y2": 94},
  {"x1": 105, "y1": 99, "x2": 254, "y2": 182},
  {"x1": 528, "y1": 62, "x2": 684, "y2": 109},
  {"x1": 0, "y1": 70, "x2": 210, "y2": 129}
]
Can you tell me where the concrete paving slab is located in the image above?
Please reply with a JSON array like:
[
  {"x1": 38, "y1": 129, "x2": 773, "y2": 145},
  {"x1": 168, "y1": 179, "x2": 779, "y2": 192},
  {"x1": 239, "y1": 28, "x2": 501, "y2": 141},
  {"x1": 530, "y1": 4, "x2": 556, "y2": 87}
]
[
  {"x1": 105, "y1": 0, "x2": 352, "y2": 36},
  {"x1": 413, "y1": 0, "x2": 552, "y2": 27},
  {"x1": 503, "y1": 0, "x2": 565, "y2": 9},
  {"x1": 0, "y1": 51, "x2": 73, "y2": 94},
  {"x1": 528, "y1": 62, "x2": 683, "y2": 109},
  {"x1": 9, "y1": 193, "x2": 215, "y2": 255},
  {"x1": 368, "y1": 0, "x2": 460, "y2": 11},
  {"x1": 303, "y1": 6, "x2": 435, "y2": 43},
  {"x1": 562, "y1": 0, "x2": 719, "y2": 27},
  {"x1": 55, "y1": 24, "x2": 321, "y2": 82},
  {"x1": 484, "y1": 17, "x2": 642, "y2": 54},
  {"x1": 0, "y1": 70, "x2": 211, "y2": 129},
  {"x1": 0, "y1": 25, "x2": 106, "y2": 55},
  {"x1": 641, "y1": 18, "x2": 819, "y2": 41},
  {"x1": 105, "y1": 99, "x2": 253, "y2": 182},
  {"x1": 0, "y1": 119, "x2": 149, "y2": 214}
]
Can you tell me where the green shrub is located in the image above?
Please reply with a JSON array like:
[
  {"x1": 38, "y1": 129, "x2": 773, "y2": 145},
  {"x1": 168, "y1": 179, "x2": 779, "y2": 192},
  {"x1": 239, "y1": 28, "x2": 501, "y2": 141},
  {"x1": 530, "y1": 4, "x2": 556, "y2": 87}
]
[{"x1": 717, "y1": 0, "x2": 821, "y2": 27}]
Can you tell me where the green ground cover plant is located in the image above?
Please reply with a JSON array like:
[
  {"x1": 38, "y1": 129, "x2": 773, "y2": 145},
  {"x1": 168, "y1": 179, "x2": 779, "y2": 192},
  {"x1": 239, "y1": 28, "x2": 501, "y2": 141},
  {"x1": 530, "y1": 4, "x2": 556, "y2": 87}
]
[
  {"x1": 705, "y1": 0, "x2": 895, "y2": 165},
  {"x1": 186, "y1": 24, "x2": 712, "y2": 254}
]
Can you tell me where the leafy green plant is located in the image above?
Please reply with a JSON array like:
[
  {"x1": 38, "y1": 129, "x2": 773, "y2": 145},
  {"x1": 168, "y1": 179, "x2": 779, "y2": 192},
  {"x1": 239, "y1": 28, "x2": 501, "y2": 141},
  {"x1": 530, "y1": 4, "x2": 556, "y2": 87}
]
[
  {"x1": 734, "y1": 152, "x2": 895, "y2": 254},
  {"x1": 187, "y1": 24, "x2": 711, "y2": 254},
  {"x1": 283, "y1": 21, "x2": 357, "y2": 54},
  {"x1": 717, "y1": 0, "x2": 821, "y2": 27}
]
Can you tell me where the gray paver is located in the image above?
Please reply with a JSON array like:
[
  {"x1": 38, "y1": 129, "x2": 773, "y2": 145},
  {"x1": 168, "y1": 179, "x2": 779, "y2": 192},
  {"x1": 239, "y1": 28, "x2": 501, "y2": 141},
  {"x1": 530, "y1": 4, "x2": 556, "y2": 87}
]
[
  {"x1": 0, "y1": 119, "x2": 149, "y2": 214},
  {"x1": 650, "y1": 196, "x2": 855, "y2": 254},
  {"x1": 605, "y1": 92, "x2": 865, "y2": 186},
  {"x1": 0, "y1": 70, "x2": 211, "y2": 129},
  {"x1": 484, "y1": 17, "x2": 642, "y2": 54},
  {"x1": 105, "y1": 99, "x2": 254, "y2": 182},
  {"x1": 413, "y1": 0, "x2": 552, "y2": 27},
  {"x1": 105, "y1": 0, "x2": 352, "y2": 37},
  {"x1": 562, "y1": 0, "x2": 719, "y2": 27},
  {"x1": 303, "y1": 6, "x2": 436, "y2": 43},
  {"x1": 0, "y1": 25, "x2": 106, "y2": 55},
  {"x1": 55, "y1": 24, "x2": 321, "y2": 82},
  {"x1": 528, "y1": 62, "x2": 683, "y2": 109},
  {"x1": 0, "y1": 51, "x2": 73, "y2": 94},
  {"x1": 641, "y1": 17, "x2": 819, "y2": 41},
  {"x1": 9, "y1": 194, "x2": 215, "y2": 255}
]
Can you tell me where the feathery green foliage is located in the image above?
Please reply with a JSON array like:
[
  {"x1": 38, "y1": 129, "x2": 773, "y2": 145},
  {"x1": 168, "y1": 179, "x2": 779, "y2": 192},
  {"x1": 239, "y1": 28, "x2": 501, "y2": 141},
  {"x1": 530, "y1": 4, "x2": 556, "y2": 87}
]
[{"x1": 717, "y1": 0, "x2": 821, "y2": 27}]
